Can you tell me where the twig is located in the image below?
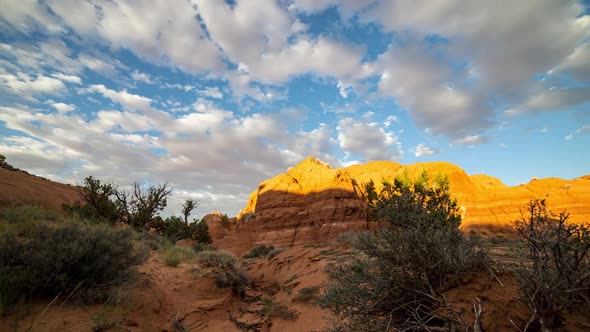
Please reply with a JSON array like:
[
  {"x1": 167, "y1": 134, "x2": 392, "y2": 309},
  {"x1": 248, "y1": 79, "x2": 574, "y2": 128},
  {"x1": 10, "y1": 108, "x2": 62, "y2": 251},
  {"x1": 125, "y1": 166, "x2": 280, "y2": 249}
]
[
  {"x1": 472, "y1": 297, "x2": 482, "y2": 332},
  {"x1": 30, "y1": 292, "x2": 61, "y2": 330}
]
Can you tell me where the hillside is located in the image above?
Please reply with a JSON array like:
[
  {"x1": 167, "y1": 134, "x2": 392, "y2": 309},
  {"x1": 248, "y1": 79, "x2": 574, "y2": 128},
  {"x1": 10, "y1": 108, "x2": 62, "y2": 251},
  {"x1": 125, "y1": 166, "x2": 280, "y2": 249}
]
[{"x1": 0, "y1": 161, "x2": 80, "y2": 210}]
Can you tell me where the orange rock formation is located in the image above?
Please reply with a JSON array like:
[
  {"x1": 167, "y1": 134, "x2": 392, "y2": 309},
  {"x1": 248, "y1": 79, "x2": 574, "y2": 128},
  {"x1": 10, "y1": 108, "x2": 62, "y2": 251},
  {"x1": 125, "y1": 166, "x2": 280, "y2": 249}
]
[{"x1": 210, "y1": 157, "x2": 590, "y2": 253}]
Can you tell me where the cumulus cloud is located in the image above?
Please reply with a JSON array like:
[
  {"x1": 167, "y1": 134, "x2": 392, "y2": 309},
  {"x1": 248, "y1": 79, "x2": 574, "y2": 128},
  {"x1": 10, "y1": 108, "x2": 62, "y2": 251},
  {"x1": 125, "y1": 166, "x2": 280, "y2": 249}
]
[
  {"x1": 415, "y1": 144, "x2": 438, "y2": 157},
  {"x1": 50, "y1": 102, "x2": 75, "y2": 113},
  {"x1": 375, "y1": 44, "x2": 491, "y2": 137},
  {"x1": 46, "y1": 0, "x2": 223, "y2": 74},
  {"x1": 0, "y1": 72, "x2": 66, "y2": 98},
  {"x1": 364, "y1": 0, "x2": 588, "y2": 136},
  {"x1": 0, "y1": 87, "x2": 340, "y2": 216},
  {"x1": 337, "y1": 117, "x2": 402, "y2": 161}
]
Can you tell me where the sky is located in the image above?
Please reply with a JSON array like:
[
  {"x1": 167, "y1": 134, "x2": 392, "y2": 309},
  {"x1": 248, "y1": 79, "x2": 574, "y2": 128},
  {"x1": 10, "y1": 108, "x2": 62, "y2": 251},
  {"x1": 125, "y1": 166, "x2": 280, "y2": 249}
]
[{"x1": 0, "y1": 0, "x2": 589, "y2": 218}]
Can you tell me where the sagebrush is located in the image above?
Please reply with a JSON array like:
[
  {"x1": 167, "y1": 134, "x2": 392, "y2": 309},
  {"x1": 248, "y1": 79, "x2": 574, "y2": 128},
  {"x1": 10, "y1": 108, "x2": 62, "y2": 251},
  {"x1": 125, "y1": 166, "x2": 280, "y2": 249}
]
[{"x1": 320, "y1": 171, "x2": 489, "y2": 331}]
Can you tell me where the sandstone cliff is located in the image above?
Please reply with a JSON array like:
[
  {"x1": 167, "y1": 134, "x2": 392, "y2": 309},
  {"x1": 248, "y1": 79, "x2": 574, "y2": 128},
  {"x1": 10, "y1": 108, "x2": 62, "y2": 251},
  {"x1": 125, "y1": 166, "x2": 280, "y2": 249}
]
[{"x1": 210, "y1": 157, "x2": 590, "y2": 253}]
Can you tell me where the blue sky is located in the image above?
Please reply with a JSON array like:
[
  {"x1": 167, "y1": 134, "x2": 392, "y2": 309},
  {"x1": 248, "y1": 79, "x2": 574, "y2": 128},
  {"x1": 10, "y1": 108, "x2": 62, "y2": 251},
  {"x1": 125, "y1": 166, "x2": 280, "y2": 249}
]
[{"x1": 0, "y1": 0, "x2": 589, "y2": 217}]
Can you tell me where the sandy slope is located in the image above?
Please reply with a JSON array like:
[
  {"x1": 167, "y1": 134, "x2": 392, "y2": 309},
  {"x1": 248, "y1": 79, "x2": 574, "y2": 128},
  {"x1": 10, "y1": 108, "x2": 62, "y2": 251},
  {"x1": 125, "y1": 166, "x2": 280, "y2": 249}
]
[
  {"x1": 0, "y1": 167, "x2": 80, "y2": 210},
  {"x1": 2, "y1": 243, "x2": 589, "y2": 331}
]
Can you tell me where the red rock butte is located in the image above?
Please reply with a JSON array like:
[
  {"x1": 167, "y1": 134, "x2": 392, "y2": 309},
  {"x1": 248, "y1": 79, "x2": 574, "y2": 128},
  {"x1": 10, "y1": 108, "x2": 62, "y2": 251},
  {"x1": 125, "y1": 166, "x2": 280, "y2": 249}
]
[{"x1": 208, "y1": 157, "x2": 590, "y2": 254}]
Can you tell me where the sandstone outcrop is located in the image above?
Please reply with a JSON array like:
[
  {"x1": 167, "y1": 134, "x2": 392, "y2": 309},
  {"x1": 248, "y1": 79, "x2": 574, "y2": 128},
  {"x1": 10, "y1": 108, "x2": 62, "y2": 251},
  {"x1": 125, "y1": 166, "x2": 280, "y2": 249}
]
[
  {"x1": 211, "y1": 157, "x2": 590, "y2": 253},
  {"x1": 0, "y1": 162, "x2": 80, "y2": 210}
]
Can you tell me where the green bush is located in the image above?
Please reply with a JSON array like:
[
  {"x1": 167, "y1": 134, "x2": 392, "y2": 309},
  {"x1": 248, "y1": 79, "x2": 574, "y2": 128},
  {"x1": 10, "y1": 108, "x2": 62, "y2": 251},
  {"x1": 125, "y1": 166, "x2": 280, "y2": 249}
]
[
  {"x1": 198, "y1": 250, "x2": 237, "y2": 269},
  {"x1": 164, "y1": 252, "x2": 182, "y2": 267},
  {"x1": 162, "y1": 245, "x2": 196, "y2": 267},
  {"x1": 160, "y1": 216, "x2": 212, "y2": 243},
  {"x1": 189, "y1": 220, "x2": 212, "y2": 244},
  {"x1": 0, "y1": 205, "x2": 51, "y2": 224},
  {"x1": 515, "y1": 199, "x2": 590, "y2": 330},
  {"x1": 220, "y1": 214, "x2": 230, "y2": 228},
  {"x1": 293, "y1": 286, "x2": 320, "y2": 303},
  {"x1": 198, "y1": 250, "x2": 250, "y2": 295},
  {"x1": 192, "y1": 242, "x2": 217, "y2": 252},
  {"x1": 242, "y1": 244, "x2": 277, "y2": 259},
  {"x1": 72, "y1": 176, "x2": 120, "y2": 223},
  {"x1": 0, "y1": 221, "x2": 146, "y2": 313},
  {"x1": 320, "y1": 171, "x2": 489, "y2": 331},
  {"x1": 163, "y1": 216, "x2": 185, "y2": 240}
]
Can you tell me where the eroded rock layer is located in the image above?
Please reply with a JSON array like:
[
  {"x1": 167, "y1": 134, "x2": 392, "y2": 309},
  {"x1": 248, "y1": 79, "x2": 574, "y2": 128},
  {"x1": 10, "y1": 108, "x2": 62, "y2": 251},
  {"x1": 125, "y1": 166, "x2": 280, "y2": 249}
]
[{"x1": 211, "y1": 157, "x2": 590, "y2": 253}]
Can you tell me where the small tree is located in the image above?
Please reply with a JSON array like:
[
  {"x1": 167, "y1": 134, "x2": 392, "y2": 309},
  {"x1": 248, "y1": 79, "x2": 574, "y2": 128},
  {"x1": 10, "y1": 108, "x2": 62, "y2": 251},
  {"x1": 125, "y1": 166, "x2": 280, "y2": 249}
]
[
  {"x1": 163, "y1": 215, "x2": 185, "y2": 240},
  {"x1": 191, "y1": 220, "x2": 212, "y2": 244},
  {"x1": 115, "y1": 182, "x2": 172, "y2": 229},
  {"x1": 76, "y1": 176, "x2": 119, "y2": 223},
  {"x1": 182, "y1": 199, "x2": 198, "y2": 225},
  {"x1": 321, "y1": 171, "x2": 487, "y2": 331},
  {"x1": 515, "y1": 199, "x2": 590, "y2": 330}
]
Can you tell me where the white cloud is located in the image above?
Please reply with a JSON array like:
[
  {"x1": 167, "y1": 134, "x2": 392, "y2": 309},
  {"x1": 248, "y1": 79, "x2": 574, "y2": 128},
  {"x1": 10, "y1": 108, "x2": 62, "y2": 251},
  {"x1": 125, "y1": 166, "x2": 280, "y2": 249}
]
[
  {"x1": 337, "y1": 117, "x2": 402, "y2": 161},
  {"x1": 0, "y1": 88, "x2": 342, "y2": 216},
  {"x1": 505, "y1": 88, "x2": 590, "y2": 115},
  {"x1": 199, "y1": 86, "x2": 223, "y2": 99},
  {"x1": 415, "y1": 144, "x2": 438, "y2": 157},
  {"x1": 383, "y1": 115, "x2": 399, "y2": 127},
  {"x1": 454, "y1": 135, "x2": 487, "y2": 145},
  {"x1": 78, "y1": 53, "x2": 120, "y2": 77},
  {"x1": 86, "y1": 85, "x2": 153, "y2": 111},
  {"x1": 0, "y1": 72, "x2": 66, "y2": 97},
  {"x1": 0, "y1": 0, "x2": 63, "y2": 34},
  {"x1": 51, "y1": 73, "x2": 82, "y2": 84},
  {"x1": 131, "y1": 70, "x2": 155, "y2": 84},
  {"x1": 564, "y1": 125, "x2": 590, "y2": 140},
  {"x1": 51, "y1": 102, "x2": 75, "y2": 113},
  {"x1": 375, "y1": 44, "x2": 491, "y2": 137},
  {"x1": 337, "y1": 81, "x2": 352, "y2": 98}
]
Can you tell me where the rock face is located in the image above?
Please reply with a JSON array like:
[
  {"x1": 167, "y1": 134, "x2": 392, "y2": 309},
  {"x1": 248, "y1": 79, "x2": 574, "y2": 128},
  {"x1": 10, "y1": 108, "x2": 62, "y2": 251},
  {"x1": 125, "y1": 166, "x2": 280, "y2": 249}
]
[
  {"x1": 212, "y1": 157, "x2": 590, "y2": 254},
  {"x1": 0, "y1": 163, "x2": 81, "y2": 210}
]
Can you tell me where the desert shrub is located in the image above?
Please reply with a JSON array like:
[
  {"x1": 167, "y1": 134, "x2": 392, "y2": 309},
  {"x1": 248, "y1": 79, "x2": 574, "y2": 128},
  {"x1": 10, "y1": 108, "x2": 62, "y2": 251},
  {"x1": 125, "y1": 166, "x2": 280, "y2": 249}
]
[
  {"x1": 199, "y1": 250, "x2": 250, "y2": 295},
  {"x1": 165, "y1": 251, "x2": 182, "y2": 267},
  {"x1": 189, "y1": 220, "x2": 212, "y2": 244},
  {"x1": 214, "y1": 266, "x2": 250, "y2": 295},
  {"x1": 243, "y1": 244, "x2": 276, "y2": 259},
  {"x1": 159, "y1": 216, "x2": 212, "y2": 243},
  {"x1": 293, "y1": 285, "x2": 320, "y2": 303},
  {"x1": 198, "y1": 250, "x2": 237, "y2": 269},
  {"x1": 134, "y1": 230, "x2": 165, "y2": 251},
  {"x1": 163, "y1": 215, "x2": 185, "y2": 240},
  {"x1": 162, "y1": 245, "x2": 196, "y2": 267},
  {"x1": 320, "y1": 171, "x2": 489, "y2": 331},
  {"x1": 0, "y1": 220, "x2": 145, "y2": 313},
  {"x1": 0, "y1": 205, "x2": 57, "y2": 224},
  {"x1": 515, "y1": 199, "x2": 590, "y2": 330},
  {"x1": 261, "y1": 300, "x2": 299, "y2": 320},
  {"x1": 192, "y1": 242, "x2": 217, "y2": 252},
  {"x1": 220, "y1": 213, "x2": 230, "y2": 229}
]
